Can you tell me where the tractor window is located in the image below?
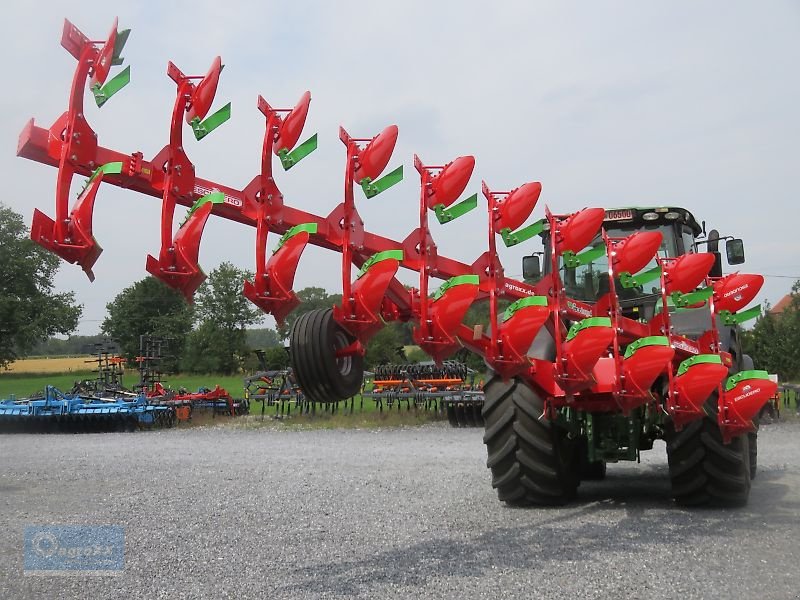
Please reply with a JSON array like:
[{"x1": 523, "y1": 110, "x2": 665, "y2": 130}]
[
  {"x1": 560, "y1": 223, "x2": 678, "y2": 302},
  {"x1": 681, "y1": 228, "x2": 696, "y2": 254}
]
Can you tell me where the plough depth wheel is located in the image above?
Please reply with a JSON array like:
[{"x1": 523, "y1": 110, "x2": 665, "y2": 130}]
[
  {"x1": 289, "y1": 308, "x2": 364, "y2": 404},
  {"x1": 666, "y1": 393, "x2": 751, "y2": 507},
  {"x1": 482, "y1": 376, "x2": 579, "y2": 506}
]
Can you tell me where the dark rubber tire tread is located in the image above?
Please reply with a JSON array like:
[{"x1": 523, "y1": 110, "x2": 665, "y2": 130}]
[
  {"x1": 666, "y1": 394, "x2": 751, "y2": 507},
  {"x1": 289, "y1": 309, "x2": 364, "y2": 404},
  {"x1": 482, "y1": 376, "x2": 578, "y2": 506}
]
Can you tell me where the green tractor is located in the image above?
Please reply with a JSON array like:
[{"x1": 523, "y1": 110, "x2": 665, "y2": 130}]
[{"x1": 482, "y1": 206, "x2": 766, "y2": 506}]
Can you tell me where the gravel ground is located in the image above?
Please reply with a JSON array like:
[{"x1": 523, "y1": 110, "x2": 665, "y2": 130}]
[{"x1": 1, "y1": 419, "x2": 799, "y2": 600}]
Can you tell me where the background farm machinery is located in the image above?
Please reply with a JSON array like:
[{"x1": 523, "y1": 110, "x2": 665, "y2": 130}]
[
  {"x1": 0, "y1": 385, "x2": 176, "y2": 433},
  {"x1": 243, "y1": 359, "x2": 482, "y2": 420},
  {"x1": 0, "y1": 338, "x2": 178, "y2": 432},
  {"x1": 17, "y1": 19, "x2": 777, "y2": 505},
  {"x1": 0, "y1": 333, "x2": 245, "y2": 431},
  {"x1": 366, "y1": 361, "x2": 484, "y2": 424}
]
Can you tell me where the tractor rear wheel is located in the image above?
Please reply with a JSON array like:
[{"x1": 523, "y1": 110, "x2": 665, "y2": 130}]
[
  {"x1": 666, "y1": 394, "x2": 751, "y2": 506},
  {"x1": 482, "y1": 376, "x2": 578, "y2": 506},
  {"x1": 289, "y1": 308, "x2": 364, "y2": 404}
]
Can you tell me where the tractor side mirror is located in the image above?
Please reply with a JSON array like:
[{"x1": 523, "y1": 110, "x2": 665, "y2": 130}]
[
  {"x1": 522, "y1": 255, "x2": 541, "y2": 281},
  {"x1": 726, "y1": 238, "x2": 745, "y2": 265}
]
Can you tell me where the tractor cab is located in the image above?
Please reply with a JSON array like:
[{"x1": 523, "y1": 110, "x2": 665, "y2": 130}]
[{"x1": 525, "y1": 206, "x2": 746, "y2": 321}]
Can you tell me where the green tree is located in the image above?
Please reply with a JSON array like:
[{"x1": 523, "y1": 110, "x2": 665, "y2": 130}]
[
  {"x1": 261, "y1": 346, "x2": 290, "y2": 370},
  {"x1": 246, "y1": 328, "x2": 282, "y2": 349},
  {"x1": 0, "y1": 204, "x2": 82, "y2": 368},
  {"x1": 364, "y1": 322, "x2": 407, "y2": 368},
  {"x1": 743, "y1": 282, "x2": 800, "y2": 380},
  {"x1": 406, "y1": 346, "x2": 431, "y2": 363},
  {"x1": 277, "y1": 287, "x2": 342, "y2": 340},
  {"x1": 183, "y1": 262, "x2": 264, "y2": 374},
  {"x1": 102, "y1": 276, "x2": 193, "y2": 372},
  {"x1": 31, "y1": 334, "x2": 114, "y2": 357}
]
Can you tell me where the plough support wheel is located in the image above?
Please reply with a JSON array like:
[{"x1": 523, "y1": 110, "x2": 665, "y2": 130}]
[{"x1": 289, "y1": 308, "x2": 364, "y2": 404}]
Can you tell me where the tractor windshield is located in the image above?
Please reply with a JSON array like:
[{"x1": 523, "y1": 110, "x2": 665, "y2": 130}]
[{"x1": 560, "y1": 223, "x2": 688, "y2": 303}]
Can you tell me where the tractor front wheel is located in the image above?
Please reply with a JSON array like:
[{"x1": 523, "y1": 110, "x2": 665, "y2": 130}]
[
  {"x1": 482, "y1": 376, "x2": 578, "y2": 506},
  {"x1": 289, "y1": 308, "x2": 364, "y2": 404}
]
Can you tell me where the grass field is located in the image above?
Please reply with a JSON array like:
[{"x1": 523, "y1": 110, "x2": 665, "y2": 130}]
[{"x1": 0, "y1": 370, "x2": 248, "y2": 399}]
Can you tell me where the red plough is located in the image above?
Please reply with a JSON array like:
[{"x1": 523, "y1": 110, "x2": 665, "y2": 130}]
[{"x1": 18, "y1": 19, "x2": 776, "y2": 506}]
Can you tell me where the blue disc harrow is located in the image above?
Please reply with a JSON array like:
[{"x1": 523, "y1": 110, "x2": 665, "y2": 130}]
[{"x1": 0, "y1": 386, "x2": 176, "y2": 433}]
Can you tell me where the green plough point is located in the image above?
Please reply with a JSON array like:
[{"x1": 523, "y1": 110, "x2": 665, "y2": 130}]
[
  {"x1": 562, "y1": 245, "x2": 605, "y2": 269},
  {"x1": 620, "y1": 265, "x2": 662, "y2": 289},
  {"x1": 500, "y1": 218, "x2": 545, "y2": 247},
  {"x1": 672, "y1": 287, "x2": 713, "y2": 308},
  {"x1": 433, "y1": 193, "x2": 478, "y2": 225},
  {"x1": 361, "y1": 165, "x2": 404, "y2": 199},
  {"x1": 92, "y1": 65, "x2": 130, "y2": 108},
  {"x1": 279, "y1": 134, "x2": 318, "y2": 171},
  {"x1": 720, "y1": 304, "x2": 762, "y2": 326},
  {"x1": 191, "y1": 102, "x2": 232, "y2": 140}
]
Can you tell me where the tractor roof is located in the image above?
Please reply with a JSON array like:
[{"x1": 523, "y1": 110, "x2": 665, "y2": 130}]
[{"x1": 603, "y1": 206, "x2": 703, "y2": 237}]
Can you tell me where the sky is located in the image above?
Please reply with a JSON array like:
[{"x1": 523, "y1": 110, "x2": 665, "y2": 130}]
[{"x1": 2, "y1": 2, "x2": 798, "y2": 335}]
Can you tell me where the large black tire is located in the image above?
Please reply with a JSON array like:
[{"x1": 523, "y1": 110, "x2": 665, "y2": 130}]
[
  {"x1": 289, "y1": 309, "x2": 364, "y2": 404},
  {"x1": 481, "y1": 376, "x2": 578, "y2": 506},
  {"x1": 666, "y1": 394, "x2": 751, "y2": 506}
]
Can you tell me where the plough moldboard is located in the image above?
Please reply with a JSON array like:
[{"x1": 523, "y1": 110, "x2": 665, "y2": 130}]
[{"x1": 17, "y1": 19, "x2": 778, "y2": 504}]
